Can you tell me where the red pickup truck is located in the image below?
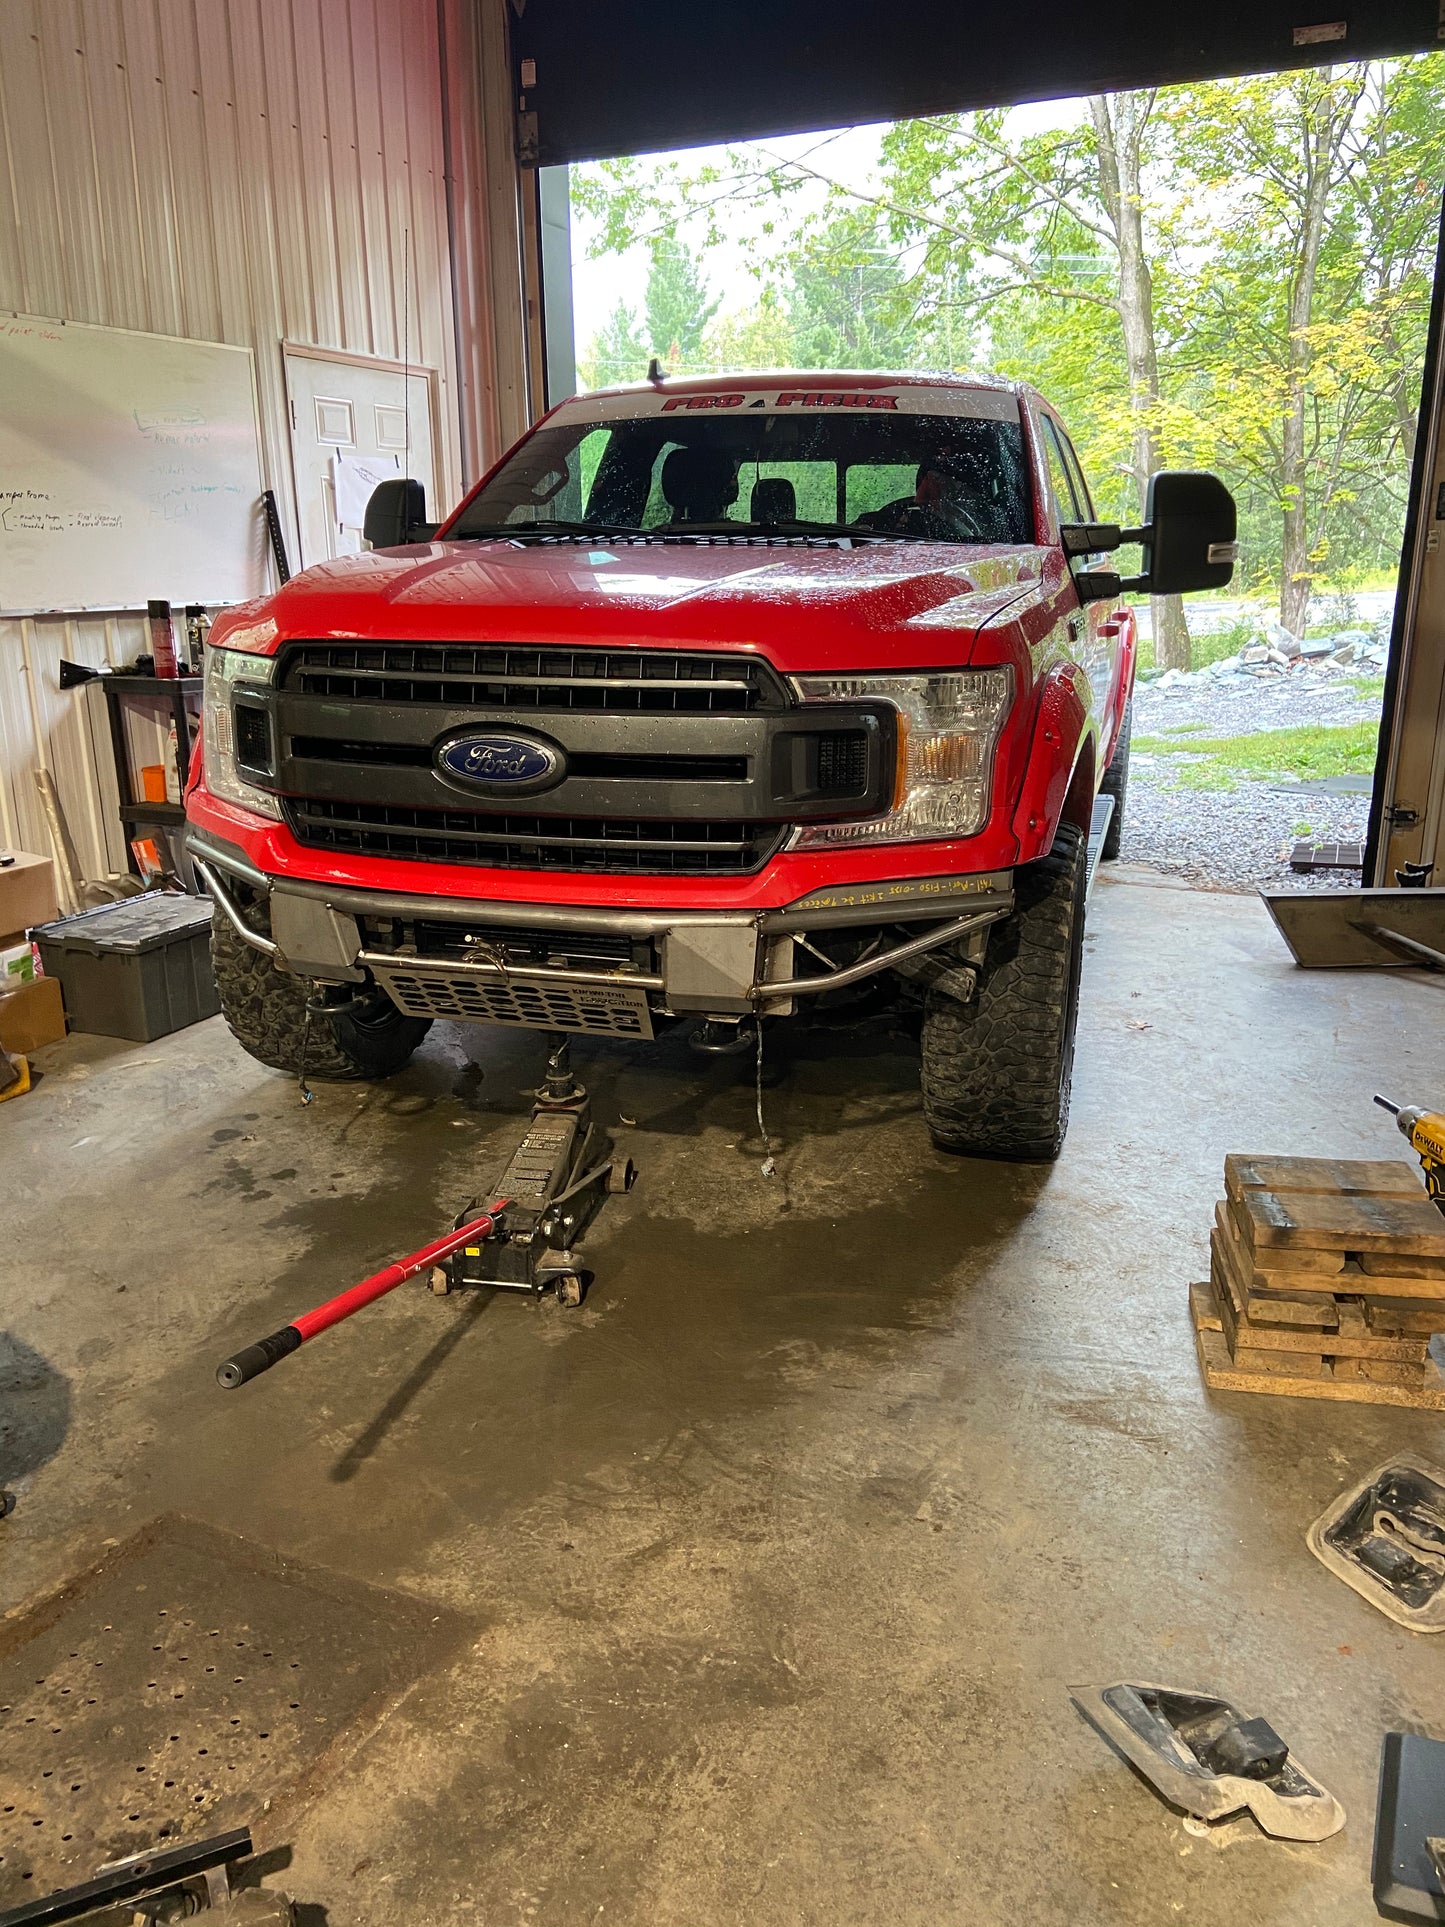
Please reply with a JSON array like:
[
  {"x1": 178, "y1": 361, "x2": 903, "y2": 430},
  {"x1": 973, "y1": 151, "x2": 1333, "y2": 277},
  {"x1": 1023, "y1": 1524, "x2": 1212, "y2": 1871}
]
[{"x1": 186, "y1": 371, "x2": 1234, "y2": 1160}]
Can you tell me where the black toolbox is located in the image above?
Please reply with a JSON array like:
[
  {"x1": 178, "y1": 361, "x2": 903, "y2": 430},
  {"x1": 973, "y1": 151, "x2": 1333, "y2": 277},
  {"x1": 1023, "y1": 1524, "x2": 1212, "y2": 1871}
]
[{"x1": 33, "y1": 893, "x2": 218, "y2": 1042}]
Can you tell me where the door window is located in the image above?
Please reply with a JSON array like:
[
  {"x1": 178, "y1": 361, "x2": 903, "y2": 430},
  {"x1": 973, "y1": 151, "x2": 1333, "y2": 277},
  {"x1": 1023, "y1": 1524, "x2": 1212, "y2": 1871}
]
[
  {"x1": 1058, "y1": 429, "x2": 1096, "y2": 520},
  {"x1": 1040, "y1": 416, "x2": 1082, "y2": 523}
]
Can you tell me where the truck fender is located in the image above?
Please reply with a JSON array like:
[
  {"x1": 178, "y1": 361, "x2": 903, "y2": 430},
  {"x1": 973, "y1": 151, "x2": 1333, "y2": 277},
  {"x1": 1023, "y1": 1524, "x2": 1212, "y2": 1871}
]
[{"x1": 1009, "y1": 668, "x2": 1092, "y2": 863}]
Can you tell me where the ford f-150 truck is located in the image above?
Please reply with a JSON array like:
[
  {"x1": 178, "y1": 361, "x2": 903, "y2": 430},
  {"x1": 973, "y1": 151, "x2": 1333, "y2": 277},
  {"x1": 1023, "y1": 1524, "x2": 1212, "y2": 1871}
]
[{"x1": 186, "y1": 371, "x2": 1235, "y2": 1160}]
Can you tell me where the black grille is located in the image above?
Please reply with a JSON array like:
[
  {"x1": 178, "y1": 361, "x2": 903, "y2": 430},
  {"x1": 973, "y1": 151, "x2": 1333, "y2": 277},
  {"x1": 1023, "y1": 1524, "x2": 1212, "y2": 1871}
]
[
  {"x1": 286, "y1": 798, "x2": 785, "y2": 876},
  {"x1": 234, "y1": 703, "x2": 273, "y2": 775},
  {"x1": 816, "y1": 731, "x2": 870, "y2": 797},
  {"x1": 280, "y1": 643, "x2": 785, "y2": 715}
]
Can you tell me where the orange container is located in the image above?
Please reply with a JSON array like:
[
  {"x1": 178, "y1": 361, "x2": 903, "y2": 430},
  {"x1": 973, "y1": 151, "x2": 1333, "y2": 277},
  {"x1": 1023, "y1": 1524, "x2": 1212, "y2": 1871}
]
[{"x1": 139, "y1": 763, "x2": 167, "y2": 803}]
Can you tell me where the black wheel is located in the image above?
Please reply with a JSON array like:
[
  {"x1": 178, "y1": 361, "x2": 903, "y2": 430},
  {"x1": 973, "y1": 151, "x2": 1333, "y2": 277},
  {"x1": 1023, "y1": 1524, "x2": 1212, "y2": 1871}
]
[
  {"x1": 211, "y1": 913, "x2": 430, "y2": 1081},
  {"x1": 1098, "y1": 696, "x2": 1132, "y2": 861},
  {"x1": 920, "y1": 823, "x2": 1087, "y2": 1161}
]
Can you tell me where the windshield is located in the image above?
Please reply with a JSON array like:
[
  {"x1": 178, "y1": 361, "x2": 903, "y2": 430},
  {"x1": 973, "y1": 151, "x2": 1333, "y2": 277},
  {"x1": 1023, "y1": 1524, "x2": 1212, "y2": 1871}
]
[{"x1": 447, "y1": 395, "x2": 1032, "y2": 546}]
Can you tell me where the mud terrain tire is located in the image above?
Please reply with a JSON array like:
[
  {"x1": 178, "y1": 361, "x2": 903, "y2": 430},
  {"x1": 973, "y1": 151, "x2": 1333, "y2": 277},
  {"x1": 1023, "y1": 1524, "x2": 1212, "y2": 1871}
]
[
  {"x1": 920, "y1": 823, "x2": 1087, "y2": 1161},
  {"x1": 1098, "y1": 696, "x2": 1132, "y2": 861},
  {"x1": 211, "y1": 913, "x2": 429, "y2": 1080}
]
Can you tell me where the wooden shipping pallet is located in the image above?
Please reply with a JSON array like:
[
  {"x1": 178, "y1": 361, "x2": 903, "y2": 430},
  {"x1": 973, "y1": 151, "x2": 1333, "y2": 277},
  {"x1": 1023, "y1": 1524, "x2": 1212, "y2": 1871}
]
[
  {"x1": 1192, "y1": 1156, "x2": 1445, "y2": 1408},
  {"x1": 1191, "y1": 1278, "x2": 1445, "y2": 1409},
  {"x1": 1207, "y1": 1255, "x2": 1434, "y2": 1362},
  {"x1": 1225, "y1": 1153, "x2": 1445, "y2": 1259},
  {"x1": 1211, "y1": 1209, "x2": 1445, "y2": 1332}
]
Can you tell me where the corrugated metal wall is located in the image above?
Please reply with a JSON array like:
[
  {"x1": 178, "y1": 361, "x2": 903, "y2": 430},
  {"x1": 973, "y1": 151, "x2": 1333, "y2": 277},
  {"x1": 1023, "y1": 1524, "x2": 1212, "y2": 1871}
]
[{"x1": 0, "y1": 0, "x2": 501, "y2": 900}]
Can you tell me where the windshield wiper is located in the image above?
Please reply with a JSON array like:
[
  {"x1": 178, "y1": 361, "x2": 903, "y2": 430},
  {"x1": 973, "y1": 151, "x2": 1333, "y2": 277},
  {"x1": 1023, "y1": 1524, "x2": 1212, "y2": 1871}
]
[
  {"x1": 644, "y1": 519, "x2": 949, "y2": 543},
  {"x1": 449, "y1": 520, "x2": 642, "y2": 542}
]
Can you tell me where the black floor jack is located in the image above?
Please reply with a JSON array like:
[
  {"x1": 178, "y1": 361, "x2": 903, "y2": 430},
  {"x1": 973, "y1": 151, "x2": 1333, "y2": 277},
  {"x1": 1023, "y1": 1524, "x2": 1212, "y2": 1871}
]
[{"x1": 217, "y1": 1036, "x2": 634, "y2": 1389}]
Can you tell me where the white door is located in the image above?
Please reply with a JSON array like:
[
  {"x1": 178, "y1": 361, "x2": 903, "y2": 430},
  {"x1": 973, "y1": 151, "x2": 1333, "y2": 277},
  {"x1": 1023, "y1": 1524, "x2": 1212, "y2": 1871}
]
[{"x1": 283, "y1": 349, "x2": 438, "y2": 568}]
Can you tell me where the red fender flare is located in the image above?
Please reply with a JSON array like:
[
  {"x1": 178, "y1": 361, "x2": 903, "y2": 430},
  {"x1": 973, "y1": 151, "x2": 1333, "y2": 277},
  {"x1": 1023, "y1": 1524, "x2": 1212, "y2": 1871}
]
[{"x1": 1009, "y1": 668, "x2": 1092, "y2": 864}]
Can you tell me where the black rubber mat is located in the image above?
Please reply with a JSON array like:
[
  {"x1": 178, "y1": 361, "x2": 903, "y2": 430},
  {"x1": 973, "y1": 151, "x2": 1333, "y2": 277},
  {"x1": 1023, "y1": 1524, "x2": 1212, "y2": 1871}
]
[{"x1": 0, "y1": 1516, "x2": 469, "y2": 1905}]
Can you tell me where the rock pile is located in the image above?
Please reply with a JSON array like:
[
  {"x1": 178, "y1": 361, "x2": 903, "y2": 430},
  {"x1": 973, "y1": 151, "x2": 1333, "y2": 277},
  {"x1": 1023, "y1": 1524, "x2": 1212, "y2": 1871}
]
[{"x1": 1145, "y1": 622, "x2": 1389, "y2": 691}]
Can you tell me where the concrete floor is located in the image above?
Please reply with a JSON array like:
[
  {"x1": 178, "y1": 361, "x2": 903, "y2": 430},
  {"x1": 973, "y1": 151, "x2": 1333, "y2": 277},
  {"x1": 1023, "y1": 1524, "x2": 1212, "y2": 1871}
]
[{"x1": 4, "y1": 869, "x2": 1445, "y2": 1925}]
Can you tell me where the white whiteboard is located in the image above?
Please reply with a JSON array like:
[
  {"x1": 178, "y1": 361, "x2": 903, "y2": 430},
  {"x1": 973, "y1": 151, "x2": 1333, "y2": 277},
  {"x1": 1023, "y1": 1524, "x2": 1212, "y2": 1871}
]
[{"x1": 0, "y1": 313, "x2": 266, "y2": 614}]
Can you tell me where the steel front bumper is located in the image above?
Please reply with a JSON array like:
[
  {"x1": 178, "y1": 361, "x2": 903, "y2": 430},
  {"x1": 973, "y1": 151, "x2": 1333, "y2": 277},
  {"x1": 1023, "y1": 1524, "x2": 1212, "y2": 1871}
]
[{"x1": 187, "y1": 827, "x2": 1013, "y2": 1037}]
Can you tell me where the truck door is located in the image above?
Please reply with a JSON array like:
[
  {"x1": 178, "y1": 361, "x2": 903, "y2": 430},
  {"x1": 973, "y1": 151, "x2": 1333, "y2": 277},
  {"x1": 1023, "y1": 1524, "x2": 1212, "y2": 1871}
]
[
  {"x1": 1039, "y1": 414, "x2": 1121, "y2": 751},
  {"x1": 1056, "y1": 421, "x2": 1130, "y2": 755}
]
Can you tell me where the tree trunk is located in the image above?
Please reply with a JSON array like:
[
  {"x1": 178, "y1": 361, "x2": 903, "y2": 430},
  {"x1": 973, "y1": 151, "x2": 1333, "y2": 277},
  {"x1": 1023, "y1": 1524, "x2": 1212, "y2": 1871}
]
[
  {"x1": 1151, "y1": 595, "x2": 1192, "y2": 670},
  {"x1": 1279, "y1": 130, "x2": 1331, "y2": 636},
  {"x1": 1090, "y1": 94, "x2": 1191, "y2": 672},
  {"x1": 1278, "y1": 72, "x2": 1365, "y2": 636}
]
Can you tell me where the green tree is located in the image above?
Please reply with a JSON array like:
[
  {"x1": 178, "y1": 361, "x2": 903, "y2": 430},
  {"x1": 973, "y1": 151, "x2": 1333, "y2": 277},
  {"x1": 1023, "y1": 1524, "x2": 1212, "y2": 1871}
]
[
  {"x1": 1163, "y1": 60, "x2": 1444, "y2": 630},
  {"x1": 644, "y1": 236, "x2": 719, "y2": 370},
  {"x1": 578, "y1": 299, "x2": 649, "y2": 390},
  {"x1": 702, "y1": 287, "x2": 796, "y2": 372},
  {"x1": 786, "y1": 215, "x2": 924, "y2": 369}
]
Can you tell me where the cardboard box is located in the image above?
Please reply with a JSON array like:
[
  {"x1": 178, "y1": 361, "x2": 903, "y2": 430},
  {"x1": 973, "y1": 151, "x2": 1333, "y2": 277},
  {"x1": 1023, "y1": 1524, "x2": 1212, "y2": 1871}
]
[
  {"x1": 0, "y1": 851, "x2": 59, "y2": 936},
  {"x1": 0, "y1": 975, "x2": 65, "y2": 1052}
]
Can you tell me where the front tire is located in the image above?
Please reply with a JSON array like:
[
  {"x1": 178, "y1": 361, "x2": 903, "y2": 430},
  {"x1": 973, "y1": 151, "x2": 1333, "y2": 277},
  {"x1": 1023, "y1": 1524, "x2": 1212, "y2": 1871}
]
[
  {"x1": 1098, "y1": 696, "x2": 1132, "y2": 861},
  {"x1": 920, "y1": 824, "x2": 1087, "y2": 1161},
  {"x1": 211, "y1": 914, "x2": 430, "y2": 1081}
]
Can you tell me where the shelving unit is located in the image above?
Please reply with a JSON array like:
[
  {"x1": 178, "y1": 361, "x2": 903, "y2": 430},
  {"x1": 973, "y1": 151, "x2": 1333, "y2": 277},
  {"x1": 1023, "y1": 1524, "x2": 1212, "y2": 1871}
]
[{"x1": 100, "y1": 673, "x2": 202, "y2": 883}]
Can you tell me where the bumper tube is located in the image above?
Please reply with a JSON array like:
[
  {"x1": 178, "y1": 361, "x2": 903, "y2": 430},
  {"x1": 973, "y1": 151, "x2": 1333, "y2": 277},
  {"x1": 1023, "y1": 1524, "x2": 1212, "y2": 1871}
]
[
  {"x1": 190, "y1": 829, "x2": 1013, "y2": 1009},
  {"x1": 754, "y1": 906, "x2": 1002, "y2": 1001},
  {"x1": 193, "y1": 856, "x2": 279, "y2": 959},
  {"x1": 185, "y1": 826, "x2": 1013, "y2": 937}
]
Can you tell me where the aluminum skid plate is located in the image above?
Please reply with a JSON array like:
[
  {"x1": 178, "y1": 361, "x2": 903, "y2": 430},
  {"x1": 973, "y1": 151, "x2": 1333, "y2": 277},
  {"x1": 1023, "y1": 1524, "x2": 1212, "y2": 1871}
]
[{"x1": 368, "y1": 959, "x2": 653, "y2": 1037}]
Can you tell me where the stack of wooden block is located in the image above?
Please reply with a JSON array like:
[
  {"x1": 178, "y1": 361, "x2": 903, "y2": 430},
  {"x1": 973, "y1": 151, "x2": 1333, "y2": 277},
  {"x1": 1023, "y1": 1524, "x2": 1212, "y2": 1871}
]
[{"x1": 1191, "y1": 1155, "x2": 1445, "y2": 1408}]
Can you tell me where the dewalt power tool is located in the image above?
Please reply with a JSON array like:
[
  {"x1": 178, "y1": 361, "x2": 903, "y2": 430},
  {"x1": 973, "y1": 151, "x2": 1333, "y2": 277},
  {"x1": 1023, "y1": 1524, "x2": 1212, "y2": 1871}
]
[{"x1": 1375, "y1": 1094, "x2": 1445, "y2": 1211}]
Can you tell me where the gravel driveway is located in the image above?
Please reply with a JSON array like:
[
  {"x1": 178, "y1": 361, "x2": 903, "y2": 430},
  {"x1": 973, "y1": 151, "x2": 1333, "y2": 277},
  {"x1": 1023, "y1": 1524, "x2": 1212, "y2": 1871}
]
[{"x1": 1117, "y1": 664, "x2": 1383, "y2": 893}]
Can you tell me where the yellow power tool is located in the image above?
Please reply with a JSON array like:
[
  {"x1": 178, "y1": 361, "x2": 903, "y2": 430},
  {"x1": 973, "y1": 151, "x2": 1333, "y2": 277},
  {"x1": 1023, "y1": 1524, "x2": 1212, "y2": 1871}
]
[{"x1": 1375, "y1": 1094, "x2": 1445, "y2": 1211}]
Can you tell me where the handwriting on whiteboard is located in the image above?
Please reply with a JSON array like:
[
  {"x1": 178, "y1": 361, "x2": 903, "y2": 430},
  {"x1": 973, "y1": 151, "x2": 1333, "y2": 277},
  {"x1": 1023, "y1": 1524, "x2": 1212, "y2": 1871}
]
[
  {"x1": 0, "y1": 320, "x2": 62, "y2": 342},
  {"x1": 2, "y1": 506, "x2": 124, "y2": 533}
]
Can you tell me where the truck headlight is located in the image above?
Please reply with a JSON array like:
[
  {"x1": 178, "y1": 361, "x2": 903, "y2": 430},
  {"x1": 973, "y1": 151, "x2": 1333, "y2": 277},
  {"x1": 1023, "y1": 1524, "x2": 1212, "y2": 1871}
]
[
  {"x1": 788, "y1": 669, "x2": 1011, "y2": 846},
  {"x1": 202, "y1": 645, "x2": 282, "y2": 819}
]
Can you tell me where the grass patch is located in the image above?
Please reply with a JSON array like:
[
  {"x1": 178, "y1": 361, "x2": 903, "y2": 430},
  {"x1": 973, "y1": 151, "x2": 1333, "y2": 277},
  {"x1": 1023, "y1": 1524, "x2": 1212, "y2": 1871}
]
[
  {"x1": 1133, "y1": 720, "x2": 1378, "y2": 782},
  {"x1": 1168, "y1": 762, "x2": 1238, "y2": 792},
  {"x1": 1347, "y1": 676, "x2": 1386, "y2": 702}
]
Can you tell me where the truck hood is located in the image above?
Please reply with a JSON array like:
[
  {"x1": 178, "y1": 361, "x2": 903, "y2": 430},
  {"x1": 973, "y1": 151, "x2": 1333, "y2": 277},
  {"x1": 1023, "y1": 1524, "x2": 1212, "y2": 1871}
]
[{"x1": 223, "y1": 538, "x2": 1045, "y2": 673}]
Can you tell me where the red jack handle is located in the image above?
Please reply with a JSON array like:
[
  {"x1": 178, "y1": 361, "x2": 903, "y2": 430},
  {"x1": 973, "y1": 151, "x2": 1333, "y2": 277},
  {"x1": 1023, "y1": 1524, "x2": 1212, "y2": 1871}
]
[{"x1": 216, "y1": 1201, "x2": 508, "y2": 1389}]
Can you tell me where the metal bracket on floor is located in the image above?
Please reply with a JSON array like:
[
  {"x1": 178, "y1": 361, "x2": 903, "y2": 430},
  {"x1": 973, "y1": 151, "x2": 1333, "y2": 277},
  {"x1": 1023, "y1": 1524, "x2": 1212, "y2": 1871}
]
[
  {"x1": 0, "y1": 1826, "x2": 271, "y2": 1927},
  {"x1": 1071, "y1": 1683, "x2": 1345, "y2": 1841}
]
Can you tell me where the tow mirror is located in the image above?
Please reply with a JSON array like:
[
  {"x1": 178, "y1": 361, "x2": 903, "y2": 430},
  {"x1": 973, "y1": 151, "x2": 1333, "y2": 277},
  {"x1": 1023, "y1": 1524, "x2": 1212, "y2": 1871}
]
[
  {"x1": 1141, "y1": 471, "x2": 1237, "y2": 595},
  {"x1": 363, "y1": 478, "x2": 437, "y2": 549},
  {"x1": 1060, "y1": 470, "x2": 1237, "y2": 601}
]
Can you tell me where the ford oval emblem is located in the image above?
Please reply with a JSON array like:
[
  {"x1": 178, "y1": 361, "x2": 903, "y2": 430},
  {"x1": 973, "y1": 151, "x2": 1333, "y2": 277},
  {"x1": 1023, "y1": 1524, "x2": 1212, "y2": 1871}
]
[{"x1": 435, "y1": 729, "x2": 567, "y2": 794}]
